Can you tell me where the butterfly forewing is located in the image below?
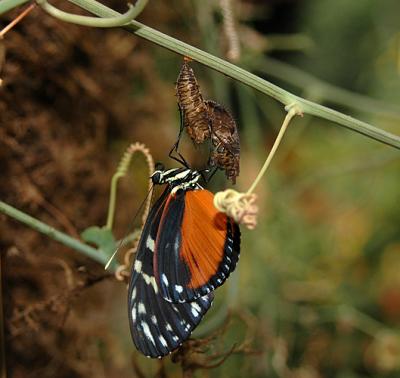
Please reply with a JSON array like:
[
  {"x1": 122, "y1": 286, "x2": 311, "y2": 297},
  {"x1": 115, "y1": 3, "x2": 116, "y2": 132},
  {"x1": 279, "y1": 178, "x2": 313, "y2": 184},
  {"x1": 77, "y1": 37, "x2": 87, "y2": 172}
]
[
  {"x1": 128, "y1": 188, "x2": 213, "y2": 358},
  {"x1": 154, "y1": 189, "x2": 241, "y2": 303}
]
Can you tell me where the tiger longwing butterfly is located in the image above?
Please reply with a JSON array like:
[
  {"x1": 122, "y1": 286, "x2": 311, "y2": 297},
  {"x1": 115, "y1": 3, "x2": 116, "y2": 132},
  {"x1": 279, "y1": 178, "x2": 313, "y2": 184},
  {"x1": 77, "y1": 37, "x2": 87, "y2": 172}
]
[{"x1": 128, "y1": 167, "x2": 240, "y2": 358}]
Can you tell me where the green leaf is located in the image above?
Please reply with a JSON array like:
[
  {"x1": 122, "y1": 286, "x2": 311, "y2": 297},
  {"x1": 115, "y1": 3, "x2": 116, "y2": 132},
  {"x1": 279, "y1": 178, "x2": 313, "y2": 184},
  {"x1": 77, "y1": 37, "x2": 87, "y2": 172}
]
[{"x1": 81, "y1": 226, "x2": 117, "y2": 257}]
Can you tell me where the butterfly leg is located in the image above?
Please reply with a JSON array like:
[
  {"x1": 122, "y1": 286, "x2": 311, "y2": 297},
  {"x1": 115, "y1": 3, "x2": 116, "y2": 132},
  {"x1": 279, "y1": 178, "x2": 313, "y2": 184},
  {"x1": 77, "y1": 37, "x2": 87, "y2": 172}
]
[
  {"x1": 169, "y1": 105, "x2": 189, "y2": 167},
  {"x1": 203, "y1": 166, "x2": 218, "y2": 183}
]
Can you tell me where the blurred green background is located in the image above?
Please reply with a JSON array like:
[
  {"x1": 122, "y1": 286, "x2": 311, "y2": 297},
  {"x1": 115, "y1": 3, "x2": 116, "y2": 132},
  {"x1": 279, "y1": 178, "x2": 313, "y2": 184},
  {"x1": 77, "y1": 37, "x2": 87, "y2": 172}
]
[
  {"x1": 2, "y1": 0, "x2": 400, "y2": 377},
  {"x1": 136, "y1": 0, "x2": 400, "y2": 376}
]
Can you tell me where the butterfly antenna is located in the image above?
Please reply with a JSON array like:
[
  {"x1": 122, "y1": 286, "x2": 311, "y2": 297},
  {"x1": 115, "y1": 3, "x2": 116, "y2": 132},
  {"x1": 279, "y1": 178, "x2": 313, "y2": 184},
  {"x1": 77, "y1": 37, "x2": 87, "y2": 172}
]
[
  {"x1": 105, "y1": 184, "x2": 155, "y2": 270},
  {"x1": 204, "y1": 166, "x2": 218, "y2": 183}
]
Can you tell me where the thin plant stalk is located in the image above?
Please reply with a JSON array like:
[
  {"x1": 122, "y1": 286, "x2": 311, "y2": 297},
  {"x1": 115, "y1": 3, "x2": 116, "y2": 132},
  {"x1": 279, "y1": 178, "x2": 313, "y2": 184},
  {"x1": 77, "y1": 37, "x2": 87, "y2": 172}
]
[
  {"x1": 247, "y1": 105, "x2": 300, "y2": 194},
  {"x1": 0, "y1": 2, "x2": 35, "y2": 38}
]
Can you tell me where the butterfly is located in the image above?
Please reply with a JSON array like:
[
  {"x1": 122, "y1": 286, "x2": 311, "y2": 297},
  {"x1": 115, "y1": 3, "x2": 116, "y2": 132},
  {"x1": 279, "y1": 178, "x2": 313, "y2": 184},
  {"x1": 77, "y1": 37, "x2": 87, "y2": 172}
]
[{"x1": 128, "y1": 167, "x2": 241, "y2": 358}]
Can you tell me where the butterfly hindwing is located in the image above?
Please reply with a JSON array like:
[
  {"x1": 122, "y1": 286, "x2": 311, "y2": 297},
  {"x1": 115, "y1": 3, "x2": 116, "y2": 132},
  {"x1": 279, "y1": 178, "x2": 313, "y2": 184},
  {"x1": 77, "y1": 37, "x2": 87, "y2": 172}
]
[
  {"x1": 154, "y1": 189, "x2": 241, "y2": 303},
  {"x1": 128, "y1": 188, "x2": 213, "y2": 358}
]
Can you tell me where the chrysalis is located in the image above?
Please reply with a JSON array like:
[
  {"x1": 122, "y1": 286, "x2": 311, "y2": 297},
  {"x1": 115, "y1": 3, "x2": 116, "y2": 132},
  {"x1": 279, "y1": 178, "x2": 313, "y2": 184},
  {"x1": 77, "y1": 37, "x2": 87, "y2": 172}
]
[
  {"x1": 175, "y1": 59, "x2": 210, "y2": 144},
  {"x1": 206, "y1": 100, "x2": 240, "y2": 184}
]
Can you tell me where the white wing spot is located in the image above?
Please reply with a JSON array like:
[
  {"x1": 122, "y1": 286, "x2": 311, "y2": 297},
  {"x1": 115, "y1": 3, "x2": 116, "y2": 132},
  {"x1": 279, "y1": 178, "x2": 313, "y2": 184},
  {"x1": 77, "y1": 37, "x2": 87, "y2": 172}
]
[
  {"x1": 142, "y1": 273, "x2": 158, "y2": 293},
  {"x1": 146, "y1": 236, "x2": 155, "y2": 251},
  {"x1": 131, "y1": 308, "x2": 136, "y2": 322},
  {"x1": 151, "y1": 315, "x2": 157, "y2": 325},
  {"x1": 172, "y1": 335, "x2": 179, "y2": 342},
  {"x1": 141, "y1": 321, "x2": 155, "y2": 345},
  {"x1": 192, "y1": 303, "x2": 201, "y2": 312},
  {"x1": 138, "y1": 303, "x2": 146, "y2": 314},
  {"x1": 166, "y1": 323, "x2": 173, "y2": 332},
  {"x1": 159, "y1": 335, "x2": 168, "y2": 347},
  {"x1": 134, "y1": 260, "x2": 142, "y2": 272},
  {"x1": 191, "y1": 307, "x2": 199, "y2": 318},
  {"x1": 175, "y1": 285, "x2": 183, "y2": 293},
  {"x1": 162, "y1": 273, "x2": 169, "y2": 287},
  {"x1": 131, "y1": 287, "x2": 137, "y2": 300}
]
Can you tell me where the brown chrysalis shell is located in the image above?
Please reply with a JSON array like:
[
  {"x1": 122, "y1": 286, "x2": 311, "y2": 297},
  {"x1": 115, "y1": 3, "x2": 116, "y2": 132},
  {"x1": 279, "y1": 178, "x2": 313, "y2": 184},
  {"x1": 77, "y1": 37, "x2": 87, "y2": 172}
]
[
  {"x1": 206, "y1": 100, "x2": 240, "y2": 184},
  {"x1": 176, "y1": 61, "x2": 211, "y2": 144},
  {"x1": 175, "y1": 59, "x2": 240, "y2": 184}
]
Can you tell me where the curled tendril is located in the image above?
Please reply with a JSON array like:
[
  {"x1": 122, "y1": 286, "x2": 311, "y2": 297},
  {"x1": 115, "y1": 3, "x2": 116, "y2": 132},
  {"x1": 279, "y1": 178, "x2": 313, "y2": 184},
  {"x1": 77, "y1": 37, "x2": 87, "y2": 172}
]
[
  {"x1": 114, "y1": 242, "x2": 139, "y2": 282},
  {"x1": 104, "y1": 142, "x2": 154, "y2": 276},
  {"x1": 36, "y1": 0, "x2": 148, "y2": 28},
  {"x1": 214, "y1": 189, "x2": 258, "y2": 230},
  {"x1": 106, "y1": 142, "x2": 154, "y2": 231}
]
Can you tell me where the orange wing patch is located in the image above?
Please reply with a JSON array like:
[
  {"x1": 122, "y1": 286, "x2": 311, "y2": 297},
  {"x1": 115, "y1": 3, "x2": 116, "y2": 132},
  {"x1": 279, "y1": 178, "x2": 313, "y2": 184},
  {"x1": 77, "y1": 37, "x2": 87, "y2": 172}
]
[{"x1": 180, "y1": 190, "x2": 228, "y2": 289}]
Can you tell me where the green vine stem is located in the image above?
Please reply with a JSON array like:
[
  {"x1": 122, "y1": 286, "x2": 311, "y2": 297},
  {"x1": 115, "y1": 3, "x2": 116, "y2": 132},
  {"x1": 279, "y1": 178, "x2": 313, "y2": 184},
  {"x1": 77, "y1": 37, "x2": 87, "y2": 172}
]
[
  {"x1": 248, "y1": 56, "x2": 400, "y2": 120},
  {"x1": 0, "y1": 200, "x2": 108, "y2": 265},
  {"x1": 36, "y1": 0, "x2": 133, "y2": 27},
  {"x1": 36, "y1": 0, "x2": 148, "y2": 28}
]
